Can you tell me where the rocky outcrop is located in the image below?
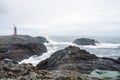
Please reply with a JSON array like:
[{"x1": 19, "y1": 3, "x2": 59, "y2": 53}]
[
  {"x1": 73, "y1": 38, "x2": 99, "y2": 45},
  {"x1": 1, "y1": 58, "x2": 18, "y2": 64},
  {"x1": 37, "y1": 46, "x2": 120, "y2": 74},
  {"x1": 0, "y1": 35, "x2": 48, "y2": 44},
  {"x1": 0, "y1": 35, "x2": 47, "y2": 61},
  {"x1": 0, "y1": 43, "x2": 47, "y2": 61},
  {"x1": 0, "y1": 60, "x2": 52, "y2": 80},
  {"x1": 0, "y1": 60, "x2": 100, "y2": 80},
  {"x1": 118, "y1": 57, "x2": 120, "y2": 62}
]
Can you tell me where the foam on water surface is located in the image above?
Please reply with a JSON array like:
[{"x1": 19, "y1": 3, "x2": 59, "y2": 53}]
[
  {"x1": 83, "y1": 43, "x2": 120, "y2": 49},
  {"x1": 89, "y1": 70, "x2": 120, "y2": 79},
  {"x1": 19, "y1": 38, "x2": 120, "y2": 66}
]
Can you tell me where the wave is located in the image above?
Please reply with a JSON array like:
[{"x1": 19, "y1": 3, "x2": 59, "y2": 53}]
[
  {"x1": 19, "y1": 40, "x2": 77, "y2": 66},
  {"x1": 46, "y1": 37, "x2": 120, "y2": 49},
  {"x1": 19, "y1": 49, "x2": 56, "y2": 66},
  {"x1": 83, "y1": 43, "x2": 120, "y2": 49},
  {"x1": 19, "y1": 38, "x2": 120, "y2": 65},
  {"x1": 45, "y1": 37, "x2": 77, "y2": 46}
]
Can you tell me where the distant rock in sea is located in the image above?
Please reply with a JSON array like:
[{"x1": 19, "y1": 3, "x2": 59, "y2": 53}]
[
  {"x1": 73, "y1": 38, "x2": 99, "y2": 45},
  {"x1": 37, "y1": 46, "x2": 120, "y2": 74},
  {"x1": 0, "y1": 35, "x2": 47, "y2": 61}
]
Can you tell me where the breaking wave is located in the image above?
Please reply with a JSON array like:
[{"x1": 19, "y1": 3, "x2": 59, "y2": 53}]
[
  {"x1": 83, "y1": 43, "x2": 120, "y2": 49},
  {"x1": 19, "y1": 38, "x2": 120, "y2": 66}
]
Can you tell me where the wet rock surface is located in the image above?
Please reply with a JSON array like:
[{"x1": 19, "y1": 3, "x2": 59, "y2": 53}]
[
  {"x1": 73, "y1": 38, "x2": 99, "y2": 45},
  {"x1": 37, "y1": 46, "x2": 120, "y2": 74}
]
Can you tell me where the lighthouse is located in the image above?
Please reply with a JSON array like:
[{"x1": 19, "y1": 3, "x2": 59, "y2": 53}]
[{"x1": 13, "y1": 24, "x2": 17, "y2": 36}]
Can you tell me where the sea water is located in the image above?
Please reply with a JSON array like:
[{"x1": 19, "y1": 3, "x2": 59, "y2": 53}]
[
  {"x1": 19, "y1": 36, "x2": 120, "y2": 66},
  {"x1": 19, "y1": 36, "x2": 120, "y2": 79}
]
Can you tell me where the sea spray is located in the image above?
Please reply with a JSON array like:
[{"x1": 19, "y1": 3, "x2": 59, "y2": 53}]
[
  {"x1": 19, "y1": 40, "x2": 76, "y2": 66},
  {"x1": 19, "y1": 37, "x2": 120, "y2": 65},
  {"x1": 83, "y1": 43, "x2": 120, "y2": 49}
]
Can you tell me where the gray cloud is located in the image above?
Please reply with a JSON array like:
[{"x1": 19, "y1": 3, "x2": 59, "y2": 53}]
[
  {"x1": 0, "y1": 1, "x2": 6, "y2": 14},
  {"x1": 0, "y1": 0, "x2": 120, "y2": 36}
]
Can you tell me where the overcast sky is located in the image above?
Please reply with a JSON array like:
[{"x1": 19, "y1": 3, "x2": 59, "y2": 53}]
[{"x1": 0, "y1": 0, "x2": 120, "y2": 36}]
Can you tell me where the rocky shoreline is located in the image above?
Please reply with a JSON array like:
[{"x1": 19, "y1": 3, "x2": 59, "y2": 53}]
[
  {"x1": 0, "y1": 35, "x2": 120, "y2": 80},
  {"x1": 36, "y1": 46, "x2": 120, "y2": 74},
  {"x1": 0, "y1": 59, "x2": 100, "y2": 80}
]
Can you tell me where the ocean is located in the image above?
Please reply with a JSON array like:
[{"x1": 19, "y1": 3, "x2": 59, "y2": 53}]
[{"x1": 19, "y1": 36, "x2": 120, "y2": 66}]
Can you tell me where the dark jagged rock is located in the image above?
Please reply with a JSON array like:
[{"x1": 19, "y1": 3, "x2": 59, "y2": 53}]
[
  {"x1": 36, "y1": 46, "x2": 98, "y2": 73},
  {"x1": 0, "y1": 58, "x2": 18, "y2": 64},
  {"x1": 0, "y1": 35, "x2": 47, "y2": 61},
  {"x1": 37, "y1": 46, "x2": 120, "y2": 74},
  {"x1": 0, "y1": 43, "x2": 47, "y2": 61},
  {"x1": 73, "y1": 38, "x2": 99, "y2": 45}
]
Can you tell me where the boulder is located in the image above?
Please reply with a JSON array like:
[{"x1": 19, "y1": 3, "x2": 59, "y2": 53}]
[
  {"x1": 73, "y1": 38, "x2": 99, "y2": 45},
  {"x1": 37, "y1": 46, "x2": 120, "y2": 74},
  {"x1": 0, "y1": 43, "x2": 47, "y2": 61},
  {"x1": 36, "y1": 46, "x2": 98, "y2": 73},
  {"x1": 0, "y1": 35, "x2": 47, "y2": 61}
]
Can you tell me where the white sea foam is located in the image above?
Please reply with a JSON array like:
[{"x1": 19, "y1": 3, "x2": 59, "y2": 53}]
[
  {"x1": 46, "y1": 37, "x2": 76, "y2": 46},
  {"x1": 19, "y1": 37, "x2": 120, "y2": 66},
  {"x1": 19, "y1": 46, "x2": 56, "y2": 66},
  {"x1": 83, "y1": 43, "x2": 120, "y2": 49},
  {"x1": 19, "y1": 40, "x2": 76, "y2": 66}
]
